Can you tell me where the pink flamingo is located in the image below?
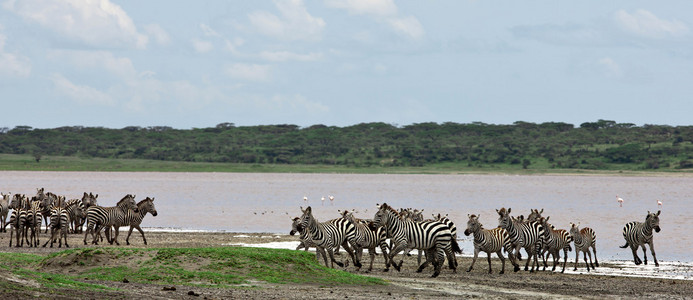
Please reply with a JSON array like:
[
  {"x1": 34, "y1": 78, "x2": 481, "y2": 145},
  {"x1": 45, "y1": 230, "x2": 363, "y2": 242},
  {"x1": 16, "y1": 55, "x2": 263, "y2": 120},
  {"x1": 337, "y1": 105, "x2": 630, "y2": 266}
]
[
  {"x1": 657, "y1": 199, "x2": 663, "y2": 208},
  {"x1": 617, "y1": 195, "x2": 624, "y2": 207}
]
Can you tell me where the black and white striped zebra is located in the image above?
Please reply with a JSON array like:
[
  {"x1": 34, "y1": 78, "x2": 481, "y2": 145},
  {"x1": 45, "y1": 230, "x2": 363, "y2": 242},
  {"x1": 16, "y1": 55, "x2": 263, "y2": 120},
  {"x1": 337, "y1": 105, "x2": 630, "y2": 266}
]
[
  {"x1": 8, "y1": 194, "x2": 28, "y2": 247},
  {"x1": 83, "y1": 194, "x2": 138, "y2": 245},
  {"x1": 464, "y1": 214, "x2": 518, "y2": 274},
  {"x1": 620, "y1": 210, "x2": 661, "y2": 267},
  {"x1": 373, "y1": 203, "x2": 461, "y2": 278},
  {"x1": 569, "y1": 222, "x2": 598, "y2": 271},
  {"x1": 433, "y1": 213, "x2": 459, "y2": 268},
  {"x1": 295, "y1": 206, "x2": 362, "y2": 269},
  {"x1": 42, "y1": 205, "x2": 70, "y2": 248},
  {"x1": 0, "y1": 192, "x2": 9, "y2": 232},
  {"x1": 26, "y1": 198, "x2": 43, "y2": 247},
  {"x1": 497, "y1": 207, "x2": 544, "y2": 272},
  {"x1": 290, "y1": 216, "x2": 320, "y2": 254},
  {"x1": 74, "y1": 192, "x2": 99, "y2": 233},
  {"x1": 538, "y1": 217, "x2": 572, "y2": 273},
  {"x1": 526, "y1": 208, "x2": 544, "y2": 223},
  {"x1": 340, "y1": 209, "x2": 389, "y2": 272},
  {"x1": 63, "y1": 198, "x2": 85, "y2": 233},
  {"x1": 111, "y1": 197, "x2": 158, "y2": 245}
]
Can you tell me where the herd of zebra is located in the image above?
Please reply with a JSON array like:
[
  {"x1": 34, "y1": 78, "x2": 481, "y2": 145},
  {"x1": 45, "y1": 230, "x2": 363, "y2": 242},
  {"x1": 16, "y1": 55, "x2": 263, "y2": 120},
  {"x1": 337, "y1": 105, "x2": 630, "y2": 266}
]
[
  {"x1": 290, "y1": 203, "x2": 662, "y2": 277},
  {"x1": 0, "y1": 188, "x2": 158, "y2": 248}
]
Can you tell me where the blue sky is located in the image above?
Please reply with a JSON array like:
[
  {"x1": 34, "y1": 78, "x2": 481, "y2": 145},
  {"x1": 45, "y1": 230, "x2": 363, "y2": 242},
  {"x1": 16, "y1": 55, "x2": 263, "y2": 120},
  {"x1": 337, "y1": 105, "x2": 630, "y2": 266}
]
[{"x1": 1, "y1": 1, "x2": 692, "y2": 129}]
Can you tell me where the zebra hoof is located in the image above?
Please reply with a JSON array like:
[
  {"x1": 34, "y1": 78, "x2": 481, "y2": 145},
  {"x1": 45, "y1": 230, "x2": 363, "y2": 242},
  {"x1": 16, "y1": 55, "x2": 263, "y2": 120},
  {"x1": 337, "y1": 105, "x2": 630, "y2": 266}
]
[
  {"x1": 499, "y1": 270, "x2": 504, "y2": 274},
  {"x1": 382, "y1": 268, "x2": 389, "y2": 272},
  {"x1": 354, "y1": 262, "x2": 362, "y2": 268},
  {"x1": 431, "y1": 271, "x2": 440, "y2": 278},
  {"x1": 335, "y1": 261, "x2": 344, "y2": 268},
  {"x1": 466, "y1": 268, "x2": 472, "y2": 273},
  {"x1": 514, "y1": 265, "x2": 520, "y2": 272}
]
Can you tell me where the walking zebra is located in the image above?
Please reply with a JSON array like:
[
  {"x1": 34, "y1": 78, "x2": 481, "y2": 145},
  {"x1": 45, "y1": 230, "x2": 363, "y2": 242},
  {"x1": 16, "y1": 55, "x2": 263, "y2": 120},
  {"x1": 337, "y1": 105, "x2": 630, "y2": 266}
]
[
  {"x1": 0, "y1": 192, "x2": 9, "y2": 232},
  {"x1": 340, "y1": 209, "x2": 389, "y2": 272},
  {"x1": 497, "y1": 207, "x2": 544, "y2": 272},
  {"x1": 111, "y1": 197, "x2": 158, "y2": 245},
  {"x1": 295, "y1": 206, "x2": 362, "y2": 269},
  {"x1": 290, "y1": 216, "x2": 320, "y2": 257},
  {"x1": 373, "y1": 203, "x2": 461, "y2": 278},
  {"x1": 42, "y1": 205, "x2": 70, "y2": 248},
  {"x1": 538, "y1": 217, "x2": 572, "y2": 273},
  {"x1": 620, "y1": 210, "x2": 661, "y2": 267},
  {"x1": 433, "y1": 213, "x2": 459, "y2": 268},
  {"x1": 569, "y1": 222, "x2": 598, "y2": 271},
  {"x1": 464, "y1": 214, "x2": 519, "y2": 274},
  {"x1": 83, "y1": 194, "x2": 138, "y2": 245}
]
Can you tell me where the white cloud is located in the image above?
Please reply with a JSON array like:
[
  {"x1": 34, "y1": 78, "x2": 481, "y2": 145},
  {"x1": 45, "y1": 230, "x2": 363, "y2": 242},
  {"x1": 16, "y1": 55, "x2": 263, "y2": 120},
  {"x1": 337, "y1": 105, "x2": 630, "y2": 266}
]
[
  {"x1": 50, "y1": 73, "x2": 115, "y2": 105},
  {"x1": 191, "y1": 38, "x2": 214, "y2": 53},
  {"x1": 258, "y1": 50, "x2": 323, "y2": 62},
  {"x1": 0, "y1": 31, "x2": 31, "y2": 78},
  {"x1": 48, "y1": 50, "x2": 137, "y2": 79},
  {"x1": 598, "y1": 57, "x2": 623, "y2": 78},
  {"x1": 5, "y1": 0, "x2": 148, "y2": 49},
  {"x1": 614, "y1": 9, "x2": 688, "y2": 39},
  {"x1": 200, "y1": 23, "x2": 221, "y2": 37},
  {"x1": 261, "y1": 94, "x2": 329, "y2": 113},
  {"x1": 143, "y1": 24, "x2": 170, "y2": 45},
  {"x1": 248, "y1": 0, "x2": 325, "y2": 41},
  {"x1": 225, "y1": 63, "x2": 271, "y2": 81},
  {"x1": 387, "y1": 16, "x2": 424, "y2": 39},
  {"x1": 325, "y1": 0, "x2": 397, "y2": 17},
  {"x1": 326, "y1": 0, "x2": 424, "y2": 40}
]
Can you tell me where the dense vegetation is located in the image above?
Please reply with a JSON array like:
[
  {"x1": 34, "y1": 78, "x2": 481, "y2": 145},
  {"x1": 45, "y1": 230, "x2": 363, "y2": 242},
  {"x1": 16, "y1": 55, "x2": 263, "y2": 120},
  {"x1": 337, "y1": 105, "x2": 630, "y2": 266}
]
[{"x1": 2, "y1": 119, "x2": 693, "y2": 171}]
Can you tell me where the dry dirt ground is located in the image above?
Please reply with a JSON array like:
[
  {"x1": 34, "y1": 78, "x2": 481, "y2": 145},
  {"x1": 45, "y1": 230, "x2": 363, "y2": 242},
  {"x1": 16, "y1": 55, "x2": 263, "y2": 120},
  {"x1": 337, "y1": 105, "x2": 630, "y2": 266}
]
[{"x1": 1, "y1": 231, "x2": 692, "y2": 299}]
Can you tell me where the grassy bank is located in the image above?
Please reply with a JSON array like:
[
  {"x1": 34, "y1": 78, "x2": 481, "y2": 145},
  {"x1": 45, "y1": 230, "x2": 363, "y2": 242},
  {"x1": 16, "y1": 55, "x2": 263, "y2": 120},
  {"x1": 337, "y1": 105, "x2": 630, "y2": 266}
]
[
  {"x1": 0, "y1": 247, "x2": 383, "y2": 297},
  {"x1": 2, "y1": 154, "x2": 692, "y2": 175}
]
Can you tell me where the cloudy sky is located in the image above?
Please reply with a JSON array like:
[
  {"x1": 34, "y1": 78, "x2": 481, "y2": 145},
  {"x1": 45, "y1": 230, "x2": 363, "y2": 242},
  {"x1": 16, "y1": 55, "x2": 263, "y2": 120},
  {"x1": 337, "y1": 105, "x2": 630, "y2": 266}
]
[{"x1": 1, "y1": 1, "x2": 692, "y2": 129}]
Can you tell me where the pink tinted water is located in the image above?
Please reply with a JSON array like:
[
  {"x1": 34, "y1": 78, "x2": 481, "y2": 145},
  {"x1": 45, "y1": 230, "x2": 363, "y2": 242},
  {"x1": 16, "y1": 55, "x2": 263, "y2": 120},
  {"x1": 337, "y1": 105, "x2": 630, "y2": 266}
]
[{"x1": 1, "y1": 171, "x2": 690, "y2": 262}]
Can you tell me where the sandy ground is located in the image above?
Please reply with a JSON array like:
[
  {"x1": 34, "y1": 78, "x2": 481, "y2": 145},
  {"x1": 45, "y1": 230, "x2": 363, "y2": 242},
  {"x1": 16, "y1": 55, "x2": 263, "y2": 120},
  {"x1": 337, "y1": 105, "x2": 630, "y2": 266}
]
[{"x1": 1, "y1": 231, "x2": 692, "y2": 299}]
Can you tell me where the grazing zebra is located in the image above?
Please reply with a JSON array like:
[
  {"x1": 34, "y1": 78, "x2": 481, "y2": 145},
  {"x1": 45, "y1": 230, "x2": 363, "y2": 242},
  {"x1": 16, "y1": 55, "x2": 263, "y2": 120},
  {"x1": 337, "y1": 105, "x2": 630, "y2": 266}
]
[
  {"x1": 620, "y1": 210, "x2": 661, "y2": 267},
  {"x1": 0, "y1": 192, "x2": 9, "y2": 232},
  {"x1": 295, "y1": 206, "x2": 362, "y2": 269},
  {"x1": 112, "y1": 197, "x2": 158, "y2": 245},
  {"x1": 373, "y1": 203, "x2": 461, "y2": 278},
  {"x1": 497, "y1": 207, "x2": 544, "y2": 272},
  {"x1": 340, "y1": 209, "x2": 389, "y2": 272},
  {"x1": 464, "y1": 214, "x2": 518, "y2": 274},
  {"x1": 42, "y1": 205, "x2": 70, "y2": 248},
  {"x1": 83, "y1": 194, "x2": 138, "y2": 245},
  {"x1": 538, "y1": 217, "x2": 573, "y2": 273},
  {"x1": 569, "y1": 222, "x2": 598, "y2": 271}
]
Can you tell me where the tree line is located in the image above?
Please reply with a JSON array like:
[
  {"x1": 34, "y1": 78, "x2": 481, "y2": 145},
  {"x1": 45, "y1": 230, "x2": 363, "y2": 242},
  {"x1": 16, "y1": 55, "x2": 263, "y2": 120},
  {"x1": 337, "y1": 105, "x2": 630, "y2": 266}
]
[{"x1": 2, "y1": 119, "x2": 693, "y2": 170}]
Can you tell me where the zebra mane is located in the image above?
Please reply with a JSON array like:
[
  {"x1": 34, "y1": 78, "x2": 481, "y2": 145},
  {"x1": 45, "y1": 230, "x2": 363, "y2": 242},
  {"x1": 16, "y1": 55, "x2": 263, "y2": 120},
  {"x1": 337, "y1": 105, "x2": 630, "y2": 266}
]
[
  {"x1": 379, "y1": 203, "x2": 400, "y2": 217},
  {"x1": 137, "y1": 197, "x2": 154, "y2": 206},
  {"x1": 117, "y1": 194, "x2": 135, "y2": 205}
]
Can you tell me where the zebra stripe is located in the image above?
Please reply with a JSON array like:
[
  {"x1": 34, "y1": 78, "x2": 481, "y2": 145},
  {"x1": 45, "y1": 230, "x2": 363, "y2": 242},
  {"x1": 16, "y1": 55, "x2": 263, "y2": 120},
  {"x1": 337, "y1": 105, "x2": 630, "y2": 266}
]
[
  {"x1": 26, "y1": 200, "x2": 43, "y2": 247},
  {"x1": 83, "y1": 194, "x2": 138, "y2": 245},
  {"x1": 569, "y1": 222, "x2": 599, "y2": 271},
  {"x1": 115, "y1": 197, "x2": 158, "y2": 245},
  {"x1": 373, "y1": 203, "x2": 460, "y2": 278},
  {"x1": 296, "y1": 206, "x2": 362, "y2": 269},
  {"x1": 341, "y1": 210, "x2": 389, "y2": 272},
  {"x1": 497, "y1": 207, "x2": 544, "y2": 272},
  {"x1": 0, "y1": 193, "x2": 10, "y2": 233},
  {"x1": 43, "y1": 205, "x2": 70, "y2": 248},
  {"x1": 620, "y1": 210, "x2": 661, "y2": 267},
  {"x1": 539, "y1": 217, "x2": 573, "y2": 273},
  {"x1": 464, "y1": 214, "x2": 518, "y2": 274},
  {"x1": 63, "y1": 199, "x2": 85, "y2": 234}
]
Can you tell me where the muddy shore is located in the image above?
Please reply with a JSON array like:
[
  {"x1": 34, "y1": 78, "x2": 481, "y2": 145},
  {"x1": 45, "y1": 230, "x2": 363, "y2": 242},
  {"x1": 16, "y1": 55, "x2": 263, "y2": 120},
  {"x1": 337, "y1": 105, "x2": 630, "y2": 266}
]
[{"x1": 1, "y1": 231, "x2": 692, "y2": 299}]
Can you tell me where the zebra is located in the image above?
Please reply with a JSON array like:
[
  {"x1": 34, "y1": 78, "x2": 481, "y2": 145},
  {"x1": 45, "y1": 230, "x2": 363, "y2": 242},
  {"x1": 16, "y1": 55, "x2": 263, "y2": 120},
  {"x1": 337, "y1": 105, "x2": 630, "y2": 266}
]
[
  {"x1": 569, "y1": 222, "x2": 598, "y2": 271},
  {"x1": 497, "y1": 207, "x2": 544, "y2": 272},
  {"x1": 70, "y1": 192, "x2": 98, "y2": 234},
  {"x1": 26, "y1": 198, "x2": 43, "y2": 247},
  {"x1": 620, "y1": 210, "x2": 661, "y2": 267},
  {"x1": 373, "y1": 203, "x2": 461, "y2": 278},
  {"x1": 526, "y1": 208, "x2": 544, "y2": 223},
  {"x1": 290, "y1": 216, "x2": 321, "y2": 260},
  {"x1": 42, "y1": 204, "x2": 70, "y2": 248},
  {"x1": 295, "y1": 206, "x2": 362, "y2": 269},
  {"x1": 8, "y1": 194, "x2": 28, "y2": 247},
  {"x1": 538, "y1": 217, "x2": 572, "y2": 273},
  {"x1": 83, "y1": 194, "x2": 138, "y2": 245},
  {"x1": 34, "y1": 188, "x2": 53, "y2": 233},
  {"x1": 63, "y1": 198, "x2": 85, "y2": 233},
  {"x1": 112, "y1": 197, "x2": 158, "y2": 245},
  {"x1": 340, "y1": 209, "x2": 389, "y2": 272},
  {"x1": 464, "y1": 214, "x2": 518, "y2": 274},
  {"x1": 433, "y1": 213, "x2": 459, "y2": 268},
  {"x1": 0, "y1": 192, "x2": 9, "y2": 232}
]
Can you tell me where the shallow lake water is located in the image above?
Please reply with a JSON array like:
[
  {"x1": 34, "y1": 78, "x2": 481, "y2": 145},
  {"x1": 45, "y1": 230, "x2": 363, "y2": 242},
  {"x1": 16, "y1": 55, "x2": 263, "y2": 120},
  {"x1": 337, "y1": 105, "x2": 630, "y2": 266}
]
[{"x1": 2, "y1": 171, "x2": 690, "y2": 264}]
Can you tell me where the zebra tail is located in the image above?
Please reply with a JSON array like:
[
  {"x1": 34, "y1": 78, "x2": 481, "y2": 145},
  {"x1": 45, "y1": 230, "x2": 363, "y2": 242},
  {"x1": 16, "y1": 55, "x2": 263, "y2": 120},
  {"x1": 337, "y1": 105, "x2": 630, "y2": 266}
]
[
  {"x1": 451, "y1": 239, "x2": 462, "y2": 254},
  {"x1": 619, "y1": 242, "x2": 629, "y2": 249}
]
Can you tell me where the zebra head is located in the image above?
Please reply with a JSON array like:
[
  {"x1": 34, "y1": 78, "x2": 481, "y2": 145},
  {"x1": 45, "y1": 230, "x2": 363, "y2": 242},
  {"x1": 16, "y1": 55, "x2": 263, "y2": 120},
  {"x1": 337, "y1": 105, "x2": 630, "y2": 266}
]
[
  {"x1": 538, "y1": 216, "x2": 552, "y2": 239},
  {"x1": 527, "y1": 208, "x2": 544, "y2": 223},
  {"x1": 296, "y1": 206, "x2": 315, "y2": 232},
  {"x1": 497, "y1": 207, "x2": 512, "y2": 229},
  {"x1": 9, "y1": 194, "x2": 22, "y2": 210},
  {"x1": 646, "y1": 210, "x2": 661, "y2": 233},
  {"x1": 140, "y1": 197, "x2": 157, "y2": 216},
  {"x1": 289, "y1": 217, "x2": 301, "y2": 236},
  {"x1": 373, "y1": 203, "x2": 393, "y2": 228},
  {"x1": 569, "y1": 222, "x2": 581, "y2": 237},
  {"x1": 464, "y1": 214, "x2": 482, "y2": 236},
  {"x1": 82, "y1": 192, "x2": 98, "y2": 208},
  {"x1": 117, "y1": 194, "x2": 139, "y2": 212}
]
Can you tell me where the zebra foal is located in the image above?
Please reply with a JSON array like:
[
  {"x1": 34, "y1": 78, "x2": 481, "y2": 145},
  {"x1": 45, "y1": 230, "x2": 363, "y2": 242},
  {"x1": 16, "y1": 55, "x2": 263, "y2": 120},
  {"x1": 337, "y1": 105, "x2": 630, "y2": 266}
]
[
  {"x1": 620, "y1": 210, "x2": 661, "y2": 267},
  {"x1": 538, "y1": 217, "x2": 572, "y2": 273},
  {"x1": 464, "y1": 214, "x2": 518, "y2": 274},
  {"x1": 340, "y1": 209, "x2": 389, "y2": 272},
  {"x1": 569, "y1": 222, "x2": 598, "y2": 271}
]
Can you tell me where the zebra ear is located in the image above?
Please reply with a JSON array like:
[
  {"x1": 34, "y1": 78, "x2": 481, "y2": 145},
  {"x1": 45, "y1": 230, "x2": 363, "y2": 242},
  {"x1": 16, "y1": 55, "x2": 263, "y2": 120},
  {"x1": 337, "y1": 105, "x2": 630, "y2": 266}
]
[
  {"x1": 508, "y1": 208, "x2": 512, "y2": 213},
  {"x1": 656, "y1": 210, "x2": 661, "y2": 216},
  {"x1": 545, "y1": 216, "x2": 550, "y2": 222}
]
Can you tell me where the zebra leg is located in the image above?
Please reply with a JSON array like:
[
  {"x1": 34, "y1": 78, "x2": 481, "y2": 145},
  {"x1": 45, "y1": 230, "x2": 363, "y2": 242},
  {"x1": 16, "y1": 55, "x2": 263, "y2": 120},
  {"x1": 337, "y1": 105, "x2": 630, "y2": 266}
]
[
  {"x1": 467, "y1": 247, "x2": 479, "y2": 273},
  {"x1": 388, "y1": 243, "x2": 407, "y2": 272},
  {"x1": 648, "y1": 241, "x2": 659, "y2": 267},
  {"x1": 486, "y1": 252, "x2": 493, "y2": 274},
  {"x1": 416, "y1": 250, "x2": 432, "y2": 273},
  {"x1": 432, "y1": 247, "x2": 445, "y2": 278},
  {"x1": 497, "y1": 251, "x2": 506, "y2": 274},
  {"x1": 583, "y1": 252, "x2": 591, "y2": 271},
  {"x1": 642, "y1": 244, "x2": 648, "y2": 265},
  {"x1": 112, "y1": 226, "x2": 121, "y2": 245},
  {"x1": 629, "y1": 244, "x2": 642, "y2": 265},
  {"x1": 379, "y1": 241, "x2": 389, "y2": 272},
  {"x1": 367, "y1": 247, "x2": 375, "y2": 272},
  {"x1": 133, "y1": 225, "x2": 147, "y2": 245},
  {"x1": 445, "y1": 246, "x2": 457, "y2": 273},
  {"x1": 561, "y1": 249, "x2": 568, "y2": 273},
  {"x1": 340, "y1": 241, "x2": 361, "y2": 268},
  {"x1": 586, "y1": 249, "x2": 595, "y2": 270},
  {"x1": 316, "y1": 246, "x2": 329, "y2": 267},
  {"x1": 327, "y1": 247, "x2": 344, "y2": 268}
]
